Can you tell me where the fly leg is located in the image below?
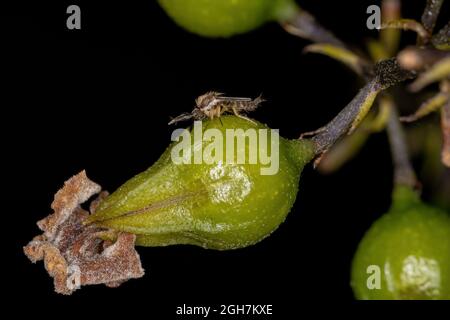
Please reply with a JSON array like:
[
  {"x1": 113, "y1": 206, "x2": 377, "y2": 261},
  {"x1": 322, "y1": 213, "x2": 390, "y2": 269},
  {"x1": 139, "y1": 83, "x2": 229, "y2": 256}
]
[
  {"x1": 299, "y1": 126, "x2": 327, "y2": 139},
  {"x1": 232, "y1": 106, "x2": 256, "y2": 124},
  {"x1": 217, "y1": 106, "x2": 224, "y2": 126}
]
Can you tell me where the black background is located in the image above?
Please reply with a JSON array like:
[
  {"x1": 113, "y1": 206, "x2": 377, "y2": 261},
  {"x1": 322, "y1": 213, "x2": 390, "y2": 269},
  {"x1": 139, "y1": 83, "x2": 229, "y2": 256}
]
[{"x1": 2, "y1": 0, "x2": 449, "y2": 317}]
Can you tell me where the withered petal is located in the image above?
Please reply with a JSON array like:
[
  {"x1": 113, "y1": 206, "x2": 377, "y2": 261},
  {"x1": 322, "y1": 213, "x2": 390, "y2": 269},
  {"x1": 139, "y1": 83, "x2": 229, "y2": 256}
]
[
  {"x1": 38, "y1": 170, "x2": 101, "y2": 239},
  {"x1": 23, "y1": 171, "x2": 145, "y2": 295}
]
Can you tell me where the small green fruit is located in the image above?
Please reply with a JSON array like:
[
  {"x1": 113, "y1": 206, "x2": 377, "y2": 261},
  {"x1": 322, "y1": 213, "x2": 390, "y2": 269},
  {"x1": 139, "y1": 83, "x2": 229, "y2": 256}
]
[
  {"x1": 157, "y1": 0, "x2": 296, "y2": 37},
  {"x1": 88, "y1": 116, "x2": 314, "y2": 250},
  {"x1": 351, "y1": 186, "x2": 450, "y2": 300}
]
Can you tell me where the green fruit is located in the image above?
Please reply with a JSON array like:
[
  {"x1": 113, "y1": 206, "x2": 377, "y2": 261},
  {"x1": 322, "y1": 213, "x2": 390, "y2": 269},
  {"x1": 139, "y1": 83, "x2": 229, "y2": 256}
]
[
  {"x1": 158, "y1": 0, "x2": 297, "y2": 37},
  {"x1": 87, "y1": 116, "x2": 314, "y2": 250},
  {"x1": 351, "y1": 186, "x2": 450, "y2": 300}
]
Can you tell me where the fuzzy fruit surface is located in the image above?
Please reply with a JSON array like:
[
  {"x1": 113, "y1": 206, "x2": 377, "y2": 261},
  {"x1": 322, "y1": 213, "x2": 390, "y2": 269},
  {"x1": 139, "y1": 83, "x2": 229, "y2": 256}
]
[
  {"x1": 88, "y1": 116, "x2": 314, "y2": 250},
  {"x1": 158, "y1": 0, "x2": 293, "y2": 37},
  {"x1": 351, "y1": 186, "x2": 450, "y2": 300}
]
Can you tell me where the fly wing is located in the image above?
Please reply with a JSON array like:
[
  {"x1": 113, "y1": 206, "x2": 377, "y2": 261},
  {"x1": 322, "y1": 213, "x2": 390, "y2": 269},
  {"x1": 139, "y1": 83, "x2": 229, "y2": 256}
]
[
  {"x1": 244, "y1": 94, "x2": 265, "y2": 112},
  {"x1": 216, "y1": 96, "x2": 252, "y2": 102},
  {"x1": 219, "y1": 95, "x2": 265, "y2": 112},
  {"x1": 168, "y1": 112, "x2": 194, "y2": 125}
]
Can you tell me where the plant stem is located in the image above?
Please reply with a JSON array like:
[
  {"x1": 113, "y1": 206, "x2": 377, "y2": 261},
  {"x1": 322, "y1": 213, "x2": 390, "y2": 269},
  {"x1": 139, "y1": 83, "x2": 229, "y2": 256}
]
[
  {"x1": 386, "y1": 101, "x2": 418, "y2": 187},
  {"x1": 381, "y1": 0, "x2": 401, "y2": 56},
  {"x1": 432, "y1": 21, "x2": 450, "y2": 50},
  {"x1": 311, "y1": 79, "x2": 381, "y2": 154},
  {"x1": 421, "y1": 0, "x2": 444, "y2": 34},
  {"x1": 310, "y1": 58, "x2": 415, "y2": 154},
  {"x1": 277, "y1": 2, "x2": 346, "y2": 48},
  {"x1": 442, "y1": 101, "x2": 450, "y2": 167}
]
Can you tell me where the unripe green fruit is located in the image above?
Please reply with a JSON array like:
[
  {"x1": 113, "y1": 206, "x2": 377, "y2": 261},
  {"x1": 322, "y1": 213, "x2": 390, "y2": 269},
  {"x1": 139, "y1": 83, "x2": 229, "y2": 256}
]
[
  {"x1": 158, "y1": 0, "x2": 295, "y2": 37},
  {"x1": 88, "y1": 116, "x2": 314, "y2": 250},
  {"x1": 351, "y1": 186, "x2": 450, "y2": 300}
]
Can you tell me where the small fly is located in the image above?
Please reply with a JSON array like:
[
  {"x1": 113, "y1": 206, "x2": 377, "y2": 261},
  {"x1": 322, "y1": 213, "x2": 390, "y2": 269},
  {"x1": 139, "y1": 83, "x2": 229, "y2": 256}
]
[{"x1": 169, "y1": 91, "x2": 264, "y2": 125}]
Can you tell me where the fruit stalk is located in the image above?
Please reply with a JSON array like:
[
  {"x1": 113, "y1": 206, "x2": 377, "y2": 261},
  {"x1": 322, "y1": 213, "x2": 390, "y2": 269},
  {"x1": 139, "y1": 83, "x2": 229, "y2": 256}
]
[
  {"x1": 311, "y1": 79, "x2": 381, "y2": 154},
  {"x1": 386, "y1": 99, "x2": 418, "y2": 187},
  {"x1": 310, "y1": 58, "x2": 415, "y2": 155},
  {"x1": 278, "y1": 1, "x2": 345, "y2": 48}
]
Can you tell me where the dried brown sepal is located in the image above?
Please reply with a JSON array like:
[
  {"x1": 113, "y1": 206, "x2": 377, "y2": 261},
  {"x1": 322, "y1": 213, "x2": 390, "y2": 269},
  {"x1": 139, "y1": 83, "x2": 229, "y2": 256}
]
[
  {"x1": 23, "y1": 171, "x2": 144, "y2": 295},
  {"x1": 37, "y1": 170, "x2": 101, "y2": 239},
  {"x1": 90, "y1": 191, "x2": 110, "y2": 214}
]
